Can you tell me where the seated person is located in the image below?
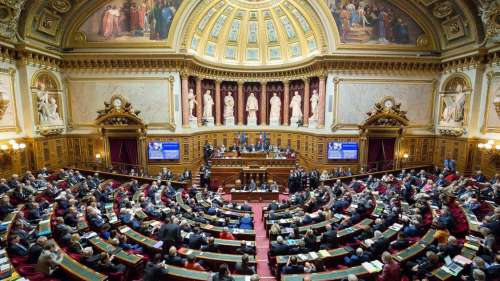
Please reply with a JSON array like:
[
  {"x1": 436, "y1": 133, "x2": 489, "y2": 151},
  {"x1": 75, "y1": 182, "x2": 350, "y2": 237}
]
[
  {"x1": 282, "y1": 256, "x2": 304, "y2": 274},
  {"x1": 344, "y1": 248, "x2": 369, "y2": 266},
  {"x1": 236, "y1": 240, "x2": 255, "y2": 255},
  {"x1": 29, "y1": 236, "x2": 48, "y2": 263},
  {"x1": 164, "y1": 246, "x2": 185, "y2": 267},
  {"x1": 97, "y1": 252, "x2": 126, "y2": 274},
  {"x1": 201, "y1": 236, "x2": 219, "y2": 253},
  {"x1": 389, "y1": 232, "x2": 409, "y2": 251},
  {"x1": 270, "y1": 236, "x2": 290, "y2": 256},
  {"x1": 8, "y1": 235, "x2": 28, "y2": 256},
  {"x1": 239, "y1": 214, "x2": 253, "y2": 230},
  {"x1": 212, "y1": 263, "x2": 235, "y2": 281},
  {"x1": 35, "y1": 241, "x2": 63, "y2": 277},
  {"x1": 144, "y1": 254, "x2": 169, "y2": 281},
  {"x1": 184, "y1": 255, "x2": 205, "y2": 271},
  {"x1": 320, "y1": 224, "x2": 338, "y2": 249},
  {"x1": 219, "y1": 227, "x2": 236, "y2": 240},
  {"x1": 234, "y1": 254, "x2": 255, "y2": 275},
  {"x1": 377, "y1": 252, "x2": 401, "y2": 281}
]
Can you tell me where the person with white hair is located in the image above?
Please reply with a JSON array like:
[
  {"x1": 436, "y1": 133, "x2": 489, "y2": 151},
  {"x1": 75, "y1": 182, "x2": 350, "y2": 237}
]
[{"x1": 271, "y1": 235, "x2": 290, "y2": 256}]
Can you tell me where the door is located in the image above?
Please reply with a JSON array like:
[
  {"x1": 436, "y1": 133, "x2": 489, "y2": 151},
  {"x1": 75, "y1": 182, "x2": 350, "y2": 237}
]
[
  {"x1": 367, "y1": 138, "x2": 396, "y2": 171},
  {"x1": 108, "y1": 137, "x2": 139, "y2": 173}
]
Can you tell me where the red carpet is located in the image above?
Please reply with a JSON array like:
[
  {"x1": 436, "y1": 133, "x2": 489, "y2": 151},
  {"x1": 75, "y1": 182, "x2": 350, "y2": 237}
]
[{"x1": 251, "y1": 202, "x2": 276, "y2": 281}]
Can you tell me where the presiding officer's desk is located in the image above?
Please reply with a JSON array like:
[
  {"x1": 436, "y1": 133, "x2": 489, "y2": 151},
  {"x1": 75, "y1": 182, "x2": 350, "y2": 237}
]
[{"x1": 231, "y1": 190, "x2": 280, "y2": 202}]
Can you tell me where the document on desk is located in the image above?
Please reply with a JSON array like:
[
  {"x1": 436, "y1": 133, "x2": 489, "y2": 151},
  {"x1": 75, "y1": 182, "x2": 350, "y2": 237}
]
[
  {"x1": 318, "y1": 250, "x2": 330, "y2": 258},
  {"x1": 309, "y1": 252, "x2": 318, "y2": 260}
]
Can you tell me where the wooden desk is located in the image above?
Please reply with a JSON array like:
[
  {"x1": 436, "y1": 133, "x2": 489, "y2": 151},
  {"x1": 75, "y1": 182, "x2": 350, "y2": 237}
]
[
  {"x1": 166, "y1": 264, "x2": 254, "y2": 281},
  {"x1": 177, "y1": 247, "x2": 255, "y2": 267},
  {"x1": 51, "y1": 239, "x2": 108, "y2": 281},
  {"x1": 394, "y1": 228, "x2": 436, "y2": 262},
  {"x1": 231, "y1": 191, "x2": 280, "y2": 202},
  {"x1": 282, "y1": 265, "x2": 370, "y2": 281},
  {"x1": 89, "y1": 236, "x2": 142, "y2": 267},
  {"x1": 276, "y1": 247, "x2": 351, "y2": 265}
]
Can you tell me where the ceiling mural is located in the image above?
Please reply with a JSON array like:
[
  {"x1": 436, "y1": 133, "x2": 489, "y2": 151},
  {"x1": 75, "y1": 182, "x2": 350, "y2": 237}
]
[
  {"x1": 325, "y1": 0, "x2": 426, "y2": 46},
  {"x1": 7, "y1": 0, "x2": 492, "y2": 62},
  {"x1": 78, "y1": 0, "x2": 181, "y2": 42}
]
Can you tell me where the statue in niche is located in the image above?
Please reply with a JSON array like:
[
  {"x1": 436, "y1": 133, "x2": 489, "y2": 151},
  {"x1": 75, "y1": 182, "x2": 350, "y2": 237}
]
[
  {"x1": 37, "y1": 83, "x2": 62, "y2": 125},
  {"x1": 203, "y1": 90, "x2": 214, "y2": 119},
  {"x1": 269, "y1": 93, "x2": 281, "y2": 122},
  {"x1": 224, "y1": 92, "x2": 235, "y2": 118},
  {"x1": 290, "y1": 91, "x2": 303, "y2": 120},
  {"x1": 187, "y1": 88, "x2": 197, "y2": 119},
  {"x1": 246, "y1": 92, "x2": 259, "y2": 120},
  {"x1": 309, "y1": 89, "x2": 319, "y2": 121},
  {"x1": 441, "y1": 83, "x2": 467, "y2": 126}
]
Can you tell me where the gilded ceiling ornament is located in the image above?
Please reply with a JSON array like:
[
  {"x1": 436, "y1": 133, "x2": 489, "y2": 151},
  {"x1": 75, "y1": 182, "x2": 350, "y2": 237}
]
[
  {"x1": 432, "y1": 1, "x2": 454, "y2": 19},
  {"x1": 416, "y1": 35, "x2": 430, "y2": 47},
  {"x1": 478, "y1": 0, "x2": 500, "y2": 43},
  {"x1": 442, "y1": 16, "x2": 465, "y2": 41},
  {"x1": 37, "y1": 9, "x2": 62, "y2": 37},
  {"x1": 50, "y1": 0, "x2": 71, "y2": 14},
  {"x1": 418, "y1": 0, "x2": 438, "y2": 7},
  {"x1": 0, "y1": 0, "x2": 27, "y2": 41}
]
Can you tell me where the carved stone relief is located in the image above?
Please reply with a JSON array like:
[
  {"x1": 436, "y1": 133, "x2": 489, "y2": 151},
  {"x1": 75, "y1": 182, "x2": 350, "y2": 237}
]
[{"x1": 0, "y1": 0, "x2": 27, "y2": 41}]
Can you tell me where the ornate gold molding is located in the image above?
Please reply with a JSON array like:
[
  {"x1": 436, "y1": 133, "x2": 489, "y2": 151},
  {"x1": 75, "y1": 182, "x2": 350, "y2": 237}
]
[{"x1": 481, "y1": 71, "x2": 500, "y2": 133}]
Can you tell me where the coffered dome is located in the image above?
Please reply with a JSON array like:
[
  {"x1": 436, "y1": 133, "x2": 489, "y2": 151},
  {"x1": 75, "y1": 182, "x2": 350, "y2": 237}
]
[{"x1": 184, "y1": 0, "x2": 325, "y2": 66}]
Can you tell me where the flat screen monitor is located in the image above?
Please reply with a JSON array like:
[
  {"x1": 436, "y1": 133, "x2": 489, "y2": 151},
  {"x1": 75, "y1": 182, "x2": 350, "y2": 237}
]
[
  {"x1": 148, "y1": 141, "x2": 180, "y2": 160},
  {"x1": 327, "y1": 142, "x2": 358, "y2": 160}
]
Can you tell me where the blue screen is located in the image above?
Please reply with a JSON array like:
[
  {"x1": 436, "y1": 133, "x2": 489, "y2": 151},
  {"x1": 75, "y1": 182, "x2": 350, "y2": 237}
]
[
  {"x1": 327, "y1": 142, "x2": 358, "y2": 160},
  {"x1": 148, "y1": 142, "x2": 180, "y2": 160}
]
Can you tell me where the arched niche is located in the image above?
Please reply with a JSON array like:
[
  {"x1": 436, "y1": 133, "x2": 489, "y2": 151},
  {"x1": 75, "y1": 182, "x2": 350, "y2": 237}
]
[
  {"x1": 437, "y1": 73, "x2": 471, "y2": 137},
  {"x1": 30, "y1": 70, "x2": 65, "y2": 136}
]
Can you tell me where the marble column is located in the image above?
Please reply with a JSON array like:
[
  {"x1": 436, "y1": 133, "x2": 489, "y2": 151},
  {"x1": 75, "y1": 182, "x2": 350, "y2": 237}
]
[
  {"x1": 260, "y1": 81, "x2": 267, "y2": 126},
  {"x1": 237, "y1": 80, "x2": 244, "y2": 125},
  {"x1": 181, "y1": 73, "x2": 189, "y2": 128},
  {"x1": 195, "y1": 77, "x2": 202, "y2": 126},
  {"x1": 303, "y1": 77, "x2": 310, "y2": 127},
  {"x1": 283, "y1": 80, "x2": 290, "y2": 126},
  {"x1": 215, "y1": 80, "x2": 222, "y2": 126},
  {"x1": 318, "y1": 75, "x2": 326, "y2": 128}
]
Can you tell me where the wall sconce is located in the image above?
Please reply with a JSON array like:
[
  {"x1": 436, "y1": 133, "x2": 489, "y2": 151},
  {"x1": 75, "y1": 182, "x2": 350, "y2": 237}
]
[
  {"x1": 0, "y1": 140, "x2": 26, "y2": 165},
  {"x1": 403, "y1": 153, "x2": 409, "y2": 159},
  {"x1": 95, "y1": 153, "x2": 102, "y2": 160},
  {"x1": 478, "y1": 140, "x2": 500, "y2": 163}
]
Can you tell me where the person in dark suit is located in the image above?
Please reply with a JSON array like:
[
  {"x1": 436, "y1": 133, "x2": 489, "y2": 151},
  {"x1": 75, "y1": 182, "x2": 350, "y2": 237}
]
[
  {"x1": 282, "y1": 256, "x2": 304, "y2": 274},
  {"x1": 212, "y1": 263, "x2": 235, "y2": 281},
  {"x1": 188, "y1": 227, "x2": 206, "y2": 250},
  {"x1": 270, "y1": 236, "x2": 290, "y2": 256},
  {"x1": 369, "y1": 231, "x2": 389, "y2": 258},
  {"x1": 164, "y1": 246, "x2": 185, "y2": 267},
  {"x1": 8, "y1": 235, "x2": 28, "y2": 256},
  {"x1": 241, "y1": 201, "x2": 252, "y2": 212},
  {"x1": 236, "y1": 240, "x2": 255, "y2": 255},
  {"x1": 320, "y1": 224, "x2": 338, "y2": 249},
  {"x1": 28, "y1": 236, "x2": 48, "y2": 263},
  {"x1": 143, "y1": 254, "x2": 169, "y2": 281},
  {"x1": 389, "y1": 232, "x2": 409, "y2": 251},
  {"x1": 201, "y1": 237, "x2": 219, "y2": 253},
  {"x1": 158, "y1": 218, "x2": 181, "y2": 252},
  {"x1": 234, "y1": 254, "x2": 255, "y2": 275}
]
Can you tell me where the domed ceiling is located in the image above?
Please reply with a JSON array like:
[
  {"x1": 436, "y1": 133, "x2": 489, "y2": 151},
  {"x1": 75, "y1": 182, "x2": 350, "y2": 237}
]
[{"x1": 185, "y1": 0, "x2": 324, "y2": 66}]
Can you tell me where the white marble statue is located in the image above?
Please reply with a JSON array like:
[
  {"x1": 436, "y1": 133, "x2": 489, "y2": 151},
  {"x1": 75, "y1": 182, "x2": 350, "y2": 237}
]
[
  {"x1": 309, "y1": 89, "x2": 319, "y2": 121},
  {"x1": 246, "y1": 92, "x2": 259, "y2": 121},
  {"x1": 290, "y1": 91, "x2": 303, "y2": 119},
  {"x1": 187, "y1": 88, "x2": 197, "y2": 119},
  {"x1": 37, "y1": 84, "x2": 62, "y2": 125},
  {"x1": 269, "y1": 93, "x2": 281, "y2": 122},
  {"x1": 203, "y1": 90, "x2": 214, "y2": 119},
  {"x1": 224, "y1": 92, "x2": 235, "y2": 118},
  {"x1": 47, "y1": 97, "x2": 61, "y2": 122},
  {"x1": 441, "y1": 84, "x2": 466, "y2": 126}
]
